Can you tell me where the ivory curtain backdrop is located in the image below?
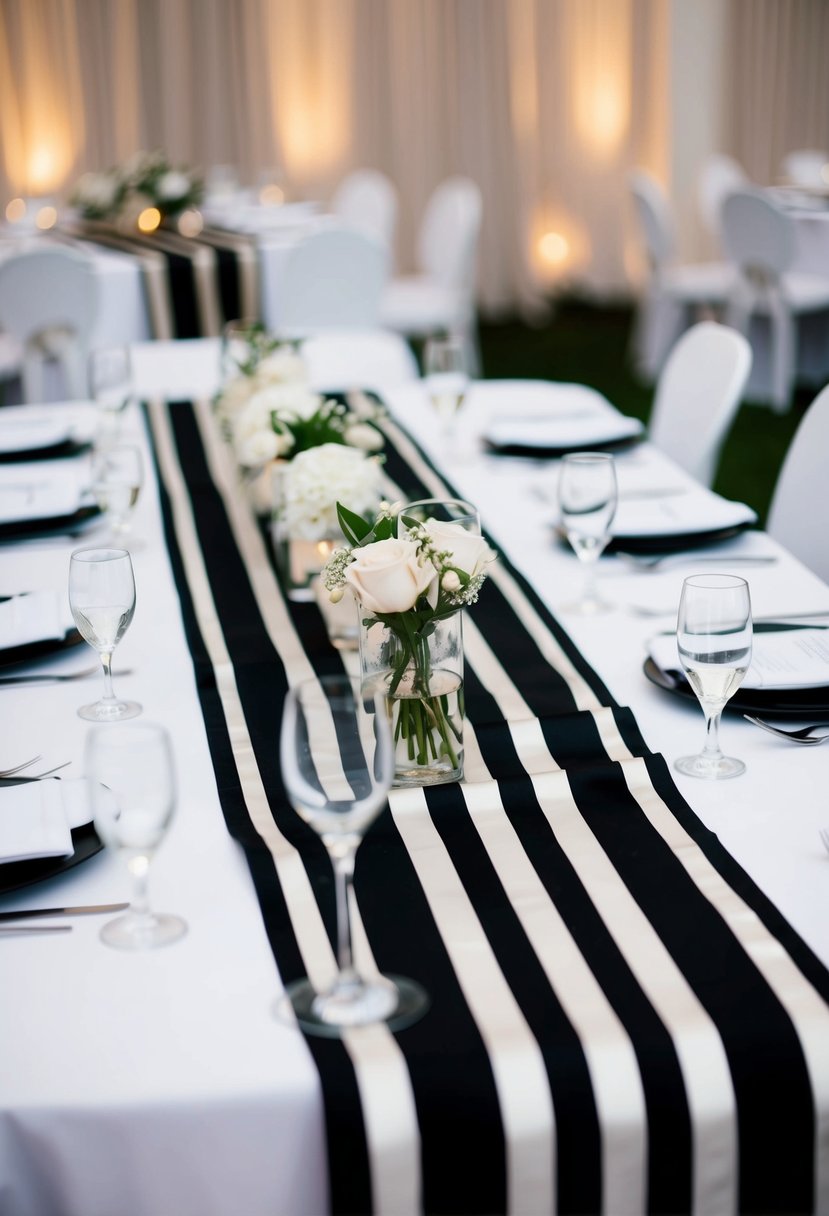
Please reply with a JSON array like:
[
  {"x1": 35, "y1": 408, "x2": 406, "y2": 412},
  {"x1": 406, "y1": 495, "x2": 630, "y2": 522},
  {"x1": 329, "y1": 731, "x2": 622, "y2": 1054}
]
[{"x1": 0, "y1": 0, "x2": 828, "y2": 313}]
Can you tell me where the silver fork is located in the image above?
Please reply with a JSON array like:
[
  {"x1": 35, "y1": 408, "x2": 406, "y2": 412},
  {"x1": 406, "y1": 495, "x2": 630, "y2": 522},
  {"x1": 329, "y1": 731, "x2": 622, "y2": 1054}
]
[
  {"x1": 0, "y1": 755, "x2": 41, "y2": 777},
  {"x1": 743, "y1": 715, "x2": 829, "y2": 744},
  {"x1": 618, "y1": 553, "x2": 778, "y2": 573}
]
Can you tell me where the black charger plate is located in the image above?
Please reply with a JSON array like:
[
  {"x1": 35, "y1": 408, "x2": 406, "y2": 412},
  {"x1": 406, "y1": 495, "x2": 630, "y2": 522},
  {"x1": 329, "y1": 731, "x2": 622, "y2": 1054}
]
[
  {"x1": 0, "y1": 778, "x2": 102, "y2": 896},
  {"x1": 0, "y1": 503, "x2": 101, "y2": 543},
  {"x1": 644, "y1": 657, "x2": 829, "y2": 721},
  {"x1": 0, "y1": 439, "x2": 92, "y2": 464}
]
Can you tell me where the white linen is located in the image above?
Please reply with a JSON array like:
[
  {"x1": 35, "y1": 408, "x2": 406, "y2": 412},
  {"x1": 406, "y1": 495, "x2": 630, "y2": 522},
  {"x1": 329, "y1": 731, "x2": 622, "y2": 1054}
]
[
  {"x1": 0, "y1": 461, "x2": 86, "y2": 522},
  {"x1": 0, "y1": 416, "x2": 73, "y2": 453},
  {"x1": 649, "y1": 627, "x2": 829, "y2": 690},
  {"x1": 480, "y1": 381, "x2": 644, "y2": 449},
  {"x1": 612, "y1": 484, "x2": 756, "y2": 538},
  {"x1": 0, "y1": 781, "x2": 73, "y2": 863},
  {"x1": 0, "y1": 591, "x2": 72, "y2": 649}
]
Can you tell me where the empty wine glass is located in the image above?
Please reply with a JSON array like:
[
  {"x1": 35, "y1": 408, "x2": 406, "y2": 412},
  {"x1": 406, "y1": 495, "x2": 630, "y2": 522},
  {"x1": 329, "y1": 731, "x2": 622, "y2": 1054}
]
[
  {"x1": 68, "y1": 547, "x2": 141, "y2": 721},
  {"x1": 675, "y1": 573, "x2": 753, "y2": 779},
  {"x1": 423, "y1": 335, "x2": 470, "y2": 441},
  {"x1": 86, "y1": 722, "x2": 187, "y2": 949},
  {"x1": 558, "y1": 452, "x2": 618, "y2": 613},
  {"x1": 275, "y1": 674, "x2": 429, "y2": 1035},
  {"x1": 91, "y1": 444, "x2": 143, "y2": 544},
  {"x1": 89, "y1": 346, "x2": 135, "y2": 442}
]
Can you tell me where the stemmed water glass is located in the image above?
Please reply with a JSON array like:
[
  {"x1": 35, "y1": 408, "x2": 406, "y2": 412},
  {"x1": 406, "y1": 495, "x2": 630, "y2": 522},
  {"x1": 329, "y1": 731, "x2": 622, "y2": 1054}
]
[
  {"x1": 557, "y1": 452, "x2": 618, "y2": 613},
  {"x1": 423, "y1": 335, "x2": 470, "y2": 442},
  {"x1": 91, "y1": 444, "x2": 144, "y2": 545},
  {"x1": 86, "y1": 722, "x2": 187, "y2": 949},
  {"x1": 675, "y1": 573, "x2": 753, "y2": 779},
  {"x1": 275, "y1": 674, "x2": 429, "y2": 1035},
  {"x1": 89, "y1": 346, "x2": 135, "y2": 442},
  {"x1": 68, "y1": 547, "x2": 141, "y2": 721}
]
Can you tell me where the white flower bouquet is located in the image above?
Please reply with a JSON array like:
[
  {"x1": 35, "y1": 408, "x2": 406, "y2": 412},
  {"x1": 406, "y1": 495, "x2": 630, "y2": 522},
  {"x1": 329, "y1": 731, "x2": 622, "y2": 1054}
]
[{"x1": 72, "y1": 150, "x2": 203, "y2": 223}]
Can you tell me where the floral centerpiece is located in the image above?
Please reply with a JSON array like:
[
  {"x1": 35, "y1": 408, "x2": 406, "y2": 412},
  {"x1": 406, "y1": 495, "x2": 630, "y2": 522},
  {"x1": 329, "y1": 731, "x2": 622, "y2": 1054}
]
[
  {"x1": 72, "y1": 150, "x2": 203, "y2": 227},
  {"x1": 323, "y1": 501, "x2": 496, "y2": 785}
]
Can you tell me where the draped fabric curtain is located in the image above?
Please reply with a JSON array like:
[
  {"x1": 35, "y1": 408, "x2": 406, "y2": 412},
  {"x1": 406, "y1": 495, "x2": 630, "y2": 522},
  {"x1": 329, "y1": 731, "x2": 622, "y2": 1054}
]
[{"x1": 1, "y1": 0, "x2": 827, "y2": 312}]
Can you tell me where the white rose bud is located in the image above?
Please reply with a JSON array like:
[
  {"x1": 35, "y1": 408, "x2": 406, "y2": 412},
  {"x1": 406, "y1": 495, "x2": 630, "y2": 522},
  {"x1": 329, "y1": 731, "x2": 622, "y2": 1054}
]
[
  {"x1": 329, "y1": 586, "x2": 344, "y2": 604},
  {"x1": 423, "y1": 519, "x2": 495, "y2": 578},
  {"x1": 441, "y1": 570, "x2": 462, "y2": 593},
  {"x1": 344, "y1": 538, "x2": 437, "y2": 614}
]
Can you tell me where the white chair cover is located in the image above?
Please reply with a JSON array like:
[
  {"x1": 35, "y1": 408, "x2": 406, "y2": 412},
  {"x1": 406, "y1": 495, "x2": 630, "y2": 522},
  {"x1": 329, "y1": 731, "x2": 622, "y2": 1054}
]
[
  {"x1": 330, "y1": 170, "x2": 398, "y2": 261},
  {"x1": 767, "y1": 381, "x2": 829, "y2": 582},
  {"x1": 697, "y1": 154, "x2": 750, "y2": 240},
  {"x1": 0, "y1": 246, "x2": 99, "y2": 401},
  {"x1": 275, "y1": 225, "x2": 390, "y2": 335},
  {"x1": 780, "y1": 149, "x2": 829, "y2": 189},
  {"x1": 648, "y1": 321, "x2": 751, "y2": 487}
]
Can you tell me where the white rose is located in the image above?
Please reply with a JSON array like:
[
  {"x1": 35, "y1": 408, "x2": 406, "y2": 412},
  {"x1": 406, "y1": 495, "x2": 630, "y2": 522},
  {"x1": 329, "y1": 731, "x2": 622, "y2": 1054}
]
[
  {"x1": 156, "y1": 170, "x2": 191, "y2": 201},
  {"x1": 422, "y1": 519, "x2": 495, "y2": 578},
  {"x1": 345, "y1": 538, "x2": 437, "y2": 614},
  {"x1": 344, "y1": 422, "x2": 384, "y2": 452},
  {"x1": 235, "y1": 428, "x2": 281, "y2": 467},
  {"x1": 255, "y1": 351, "x2": 308, "y2": 385}
]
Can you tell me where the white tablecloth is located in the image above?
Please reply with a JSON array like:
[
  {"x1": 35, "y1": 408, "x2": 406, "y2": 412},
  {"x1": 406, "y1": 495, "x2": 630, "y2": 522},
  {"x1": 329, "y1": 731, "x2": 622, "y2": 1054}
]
[{"x1": 0, "y1": 366, "x2": 827, "y2": 1215}]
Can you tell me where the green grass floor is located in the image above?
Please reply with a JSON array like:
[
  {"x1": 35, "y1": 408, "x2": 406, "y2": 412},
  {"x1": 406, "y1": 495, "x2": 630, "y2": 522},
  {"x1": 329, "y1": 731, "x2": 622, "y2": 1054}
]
[{"x1": 476, "y1": 296, "x2": 813, "y2": 527}]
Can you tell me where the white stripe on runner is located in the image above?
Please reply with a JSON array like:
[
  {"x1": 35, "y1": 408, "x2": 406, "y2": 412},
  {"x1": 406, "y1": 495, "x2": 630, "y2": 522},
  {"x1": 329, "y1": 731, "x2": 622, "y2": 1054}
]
[
  {"x1": 622, "y1": 756, "x2": 829, "y2": 1212},
  {"x1": 389, "y1": 784, "x2": 556, "y2": 1216},
  {"x1": 529, "y1": 766, "x2": 738, "y2": 1216},
  {"x1": 191, "y1": 399, "x2": 423, "y2": 1216},
  {"x1": 461, "y1": 779, "x2": 648, "y2": 1214}
]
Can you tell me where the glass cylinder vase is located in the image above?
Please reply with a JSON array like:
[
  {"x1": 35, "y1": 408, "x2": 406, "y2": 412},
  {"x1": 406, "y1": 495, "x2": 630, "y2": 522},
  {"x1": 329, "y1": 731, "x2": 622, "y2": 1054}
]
[
  {"x1": 358, "y1": 609, "x2": 464, "y2": 787},
  {"x1": 269, "y1": 462, "x2": 338, "y2": 602}
]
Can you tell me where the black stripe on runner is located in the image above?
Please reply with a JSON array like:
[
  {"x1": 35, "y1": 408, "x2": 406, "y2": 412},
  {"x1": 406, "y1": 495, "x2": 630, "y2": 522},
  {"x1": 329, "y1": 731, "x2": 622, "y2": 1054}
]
[
  {"x1": 570, "y1": 761, "x2": 816, "y2": 1214},
  {"x1": 149, "y1": 402, "x2": 373, "y2": 1215}
]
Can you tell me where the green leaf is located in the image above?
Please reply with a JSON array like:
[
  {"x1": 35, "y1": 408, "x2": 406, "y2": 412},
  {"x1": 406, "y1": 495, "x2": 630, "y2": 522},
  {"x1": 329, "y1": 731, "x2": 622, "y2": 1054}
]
[
  {"x1": 373, "y1": 516, "x2": 395, "y2": 541},
  {"x1": 337, "y1": 503, "x2": 373, "y2": 546}
]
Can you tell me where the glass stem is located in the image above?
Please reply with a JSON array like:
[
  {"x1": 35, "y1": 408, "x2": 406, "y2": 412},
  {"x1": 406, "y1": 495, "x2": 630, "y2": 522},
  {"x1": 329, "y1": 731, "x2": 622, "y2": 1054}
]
[
  {"x1": 702, "y1": 705, "x2": 724, "y2": 760},
  {"x1": 100, "y1": 649, "x2": 117, "y2": 703},
  {"x1": 332, "y1": 848, "x2": 359, "y2": 986},
  {"x1": 581, "y1": 556, "x2": 598, "y2": 604},
  {"x1": 127, "y1": 853, "x2": 150, "y2": 917}
]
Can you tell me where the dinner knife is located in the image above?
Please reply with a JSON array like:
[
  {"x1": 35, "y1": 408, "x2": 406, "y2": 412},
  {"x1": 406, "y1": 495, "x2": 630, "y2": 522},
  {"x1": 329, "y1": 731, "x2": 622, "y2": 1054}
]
[
  {"x1": 0, "y1": 925, "x2": 73, "y2": 936},
  {"x1": 0, "y1": 902, "x2": 129, "y2": 923}
]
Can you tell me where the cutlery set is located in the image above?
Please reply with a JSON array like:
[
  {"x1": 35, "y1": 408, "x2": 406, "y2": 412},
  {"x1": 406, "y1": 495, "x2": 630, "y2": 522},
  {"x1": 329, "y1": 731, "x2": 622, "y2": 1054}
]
[{"x1": 0, "y1": 903, "x2": 129, "y2": 935}]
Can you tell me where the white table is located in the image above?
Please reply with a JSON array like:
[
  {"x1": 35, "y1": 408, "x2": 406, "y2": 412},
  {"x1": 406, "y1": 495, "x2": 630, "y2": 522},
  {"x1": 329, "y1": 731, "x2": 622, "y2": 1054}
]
[{"x1": 0, "y1": 368, "x2": 827, "y2": 1215}]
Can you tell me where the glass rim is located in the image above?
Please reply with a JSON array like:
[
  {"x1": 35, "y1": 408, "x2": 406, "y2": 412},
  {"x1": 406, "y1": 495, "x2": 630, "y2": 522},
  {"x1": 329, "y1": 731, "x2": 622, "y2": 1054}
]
[
  {"x1": 70, "y1": 545, "x2": 131, "y2": 562},
  {"x1": 681, "y1": 573, "x2": 750, "y2": 590},
  {"x1": 560, "y1": 451, "x2": 615, "y2": 464}
]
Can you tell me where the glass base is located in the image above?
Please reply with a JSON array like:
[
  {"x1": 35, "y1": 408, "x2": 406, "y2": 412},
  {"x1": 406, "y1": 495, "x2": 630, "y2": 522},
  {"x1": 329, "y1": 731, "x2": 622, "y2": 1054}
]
[
  {"x1": 100, "y1": 911, "x2": 187, "y2": 950},
  {"x1": 77, "y1": 699, "x2": 142, "y2": 722},
  {"x1": 275, "y1": 973, "x2": 429, "y2": 1037},
  {"x1": 674, "y1": 753, "x2": 746, "y2": 780},
  {"x1": 560, "y1": 596, "x2": 613, "y2": 616},
  {"x1": 392, "y1": 764, "x2": 463, "y2": 788}
]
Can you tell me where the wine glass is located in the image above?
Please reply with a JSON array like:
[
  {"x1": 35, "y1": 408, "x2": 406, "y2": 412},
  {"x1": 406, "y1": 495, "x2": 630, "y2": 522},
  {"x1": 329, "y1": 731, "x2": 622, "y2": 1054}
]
[
  {"x1": 423, "y1": 335, "x2": 470, "y2": 441},
  {"x1": 91, "y1": 444, "x2": 143, "y2": 544},
  {"x1": 89, "y1": 346, "x2": 135, "y2": 442},
  {"x1": 675, "y1": 573, "x2": 753, "y2": 779},
  {"x1": 221, "y1": 318, "x2": 260, "y2": 382},
  {"x1": 85, "y1": 722, "x2": 187, "y2": 949},
  {"x1": 275, "y1": 674, "x2": 429, "y2": 1035},
  {"x1": 557, "y1": 452, "x2": 618, "y2": 613},
  {"x1": 398, "y1": 497, "x2": 481, "y2": 536},
  {"x1": 68, "y1": 547, "x2": 141, "y2": 721}
]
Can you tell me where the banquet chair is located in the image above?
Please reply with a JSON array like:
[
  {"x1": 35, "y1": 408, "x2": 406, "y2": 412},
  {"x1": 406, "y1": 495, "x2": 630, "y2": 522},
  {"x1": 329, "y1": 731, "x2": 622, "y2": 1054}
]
[
  {"x1": 720, "y1": 190, "x2": 829, "y2": 412},
  {"x1": 0, "y1": 246, "x2": 99, "y2": 402},
  {"x1": 330, "y1": 169, "x2": 398, "y2": 262},
  {"x1": 275, "y1": 225, "x2": 390, "y2": 335},
  {"x1": 697, "y1": 153, "x2": 750, "y2": 242},
  {"x1": 300, "y1": 330, "x2": 418, "y2": 394},
  {"x1": 628, "y1": 169, "x2": 735, "y2": 380},
  {"x1": 380, "y1": 175, "x2": 483, "y2": 374},
  {"x1": 648, "y1": 321, "x2": 751, "y2": 486},
  {"x1": 766, "y1": 382, "x2": 829, "y2": 583},
  {"x1": 779, "y1": 149, "x2": 829, "y2": 189}
]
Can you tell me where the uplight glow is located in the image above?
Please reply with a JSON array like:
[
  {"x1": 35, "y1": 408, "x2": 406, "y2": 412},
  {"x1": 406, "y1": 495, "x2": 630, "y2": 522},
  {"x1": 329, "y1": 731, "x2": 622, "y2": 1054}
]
[
  {"x1": 35, "y1": 204, "x2": 57, "y2": 230},
  {"x1": 5, "y1": 198, "x2": 26, "y2": 223},
  {"x1": 137, "y1": 207, "x2": 161, "y2": 233}
]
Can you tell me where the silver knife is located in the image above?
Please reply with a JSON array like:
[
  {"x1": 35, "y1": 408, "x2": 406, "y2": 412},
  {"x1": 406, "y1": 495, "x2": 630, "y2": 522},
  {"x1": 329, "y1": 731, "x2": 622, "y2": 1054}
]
[
  {"x1": 0, "y1": 902, "x2": 128, "y2": 923},
  {"x1": 0, "y1": 925, "x2": 73, "y2": 935}
]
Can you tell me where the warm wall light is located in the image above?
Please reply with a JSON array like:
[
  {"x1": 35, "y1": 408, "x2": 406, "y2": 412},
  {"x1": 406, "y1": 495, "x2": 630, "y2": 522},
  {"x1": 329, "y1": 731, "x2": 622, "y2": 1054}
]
[
  {"x1": 35, "y1": 204, "x2": 57, "y2": 230},
  {"x1": 27, "y1": 145, "x2": 64, "y2": 193},
  {"x1": 538, "y1": 232, "x2": 570, "y2": 266},
  {"x1": 5, "y1": 198, "x2": 27, "y2": 223},
  {"x1": 137, "y1": 207, "x2": 161, "y2": 233},
  {"x1": 177, "y1": 208, "x2": 203, "y2": 237}
]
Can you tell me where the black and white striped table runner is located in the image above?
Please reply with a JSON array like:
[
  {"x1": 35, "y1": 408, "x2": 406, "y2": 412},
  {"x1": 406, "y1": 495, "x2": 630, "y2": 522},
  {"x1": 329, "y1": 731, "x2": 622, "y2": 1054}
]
[{"x1": 146, "y1": 397, "x2": 829, "y2": 1216}]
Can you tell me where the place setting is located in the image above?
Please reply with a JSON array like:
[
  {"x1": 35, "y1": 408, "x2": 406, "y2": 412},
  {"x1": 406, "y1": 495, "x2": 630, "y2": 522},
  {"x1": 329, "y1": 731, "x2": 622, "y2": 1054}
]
[{"x1": 477, "y1": 380, "x2": 645, "y2": 458}]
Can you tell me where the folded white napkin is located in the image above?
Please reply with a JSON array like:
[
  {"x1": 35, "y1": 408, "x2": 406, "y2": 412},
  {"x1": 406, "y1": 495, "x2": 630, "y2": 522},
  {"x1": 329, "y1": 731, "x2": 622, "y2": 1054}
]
[
  {"x1": 0, "y1": 781, "x2": 74, "y2": 864},
  {"x1": 0, "y1": 462, "x2": 85, "y2": 523},
  {"x1": 0, "y1": 415, "x2": 72, "y2": 454},
  {"x1": 0, "y1": 590, "x2": 74, "y2": 650},
  {"x1": 613, "y1": 486, "x2": 756, "y2": 538},
  {"x1": 479, "y1": 381, "x2": 644, "y2": 449},
  {"x1": 649, "y1": 628, "x2": 829, "y2": 690}
]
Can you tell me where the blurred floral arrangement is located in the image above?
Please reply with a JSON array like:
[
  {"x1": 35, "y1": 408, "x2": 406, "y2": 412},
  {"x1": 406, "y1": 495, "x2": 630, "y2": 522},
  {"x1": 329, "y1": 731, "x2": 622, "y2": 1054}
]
[{"x1": 71, "y1": 150, "x2": 203, "y2": 224}]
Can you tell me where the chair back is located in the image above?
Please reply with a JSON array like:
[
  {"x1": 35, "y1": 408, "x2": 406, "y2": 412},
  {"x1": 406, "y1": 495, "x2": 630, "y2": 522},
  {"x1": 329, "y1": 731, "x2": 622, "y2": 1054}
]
[
  {"x1": 330, "y1": 169, "x2": 398, "y2": 256},
  {"x1": 766, "y1": 381, "x2": 829, "y2": 581},
  {"x1": 0, "y1": 245, "x2": 99, "y2": 400},
  {"x1": 698, "y1": 154, "x2": 749, "y2": 237},
  {"x1": 780, "y1": 148, "x2": 829, "y2": 189},
  {"x1": 277, "y1": 225, "x2": 390, "y2": 334},
  {"x1": 300, "y1": 330, "x2": 418, "y2": 394},
  {"x1": 628, "y1": 170, "x2": 676, "y2": 271},
  {"x1": 416, "y1": 176, "x2": 482, "y2": 290},
  {"x1": 721, "y1": 190, "x2": 796, "y2": 278},
  {"x1": 649, "y1": 321, "x2": 752, "y2": 486}
]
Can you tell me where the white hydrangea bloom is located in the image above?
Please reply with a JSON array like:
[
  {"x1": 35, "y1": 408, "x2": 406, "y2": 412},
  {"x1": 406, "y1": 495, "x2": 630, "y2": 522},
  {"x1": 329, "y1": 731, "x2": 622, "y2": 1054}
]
[
  {"x1": 248, "y1": 382, "x2": 322, "y2": 424},
  {"x1": 255, "y1": 350, "x2": 308, "y2": 386},
  {"x1": 235, "y1": 428, "x2": 282, "y2": 468},
  {"x1": 283, "y1": 443, "x2": 383, "y2": 540},
  {"x1": 156, "y1": 170, "x2": 191, "y2": 201}
]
